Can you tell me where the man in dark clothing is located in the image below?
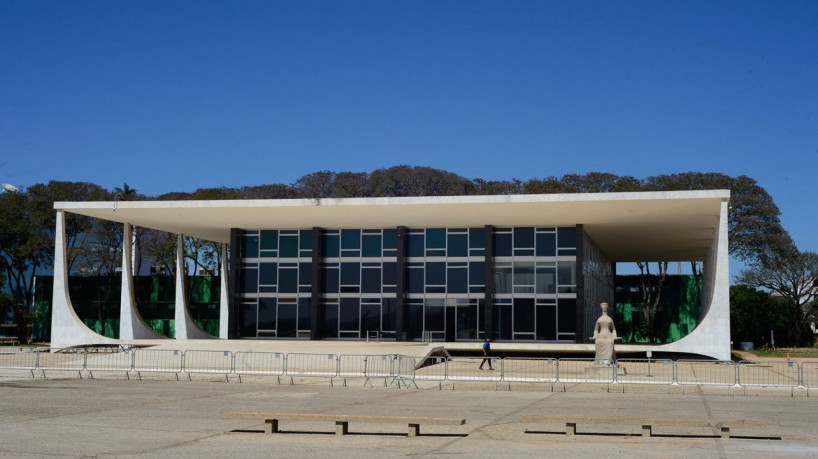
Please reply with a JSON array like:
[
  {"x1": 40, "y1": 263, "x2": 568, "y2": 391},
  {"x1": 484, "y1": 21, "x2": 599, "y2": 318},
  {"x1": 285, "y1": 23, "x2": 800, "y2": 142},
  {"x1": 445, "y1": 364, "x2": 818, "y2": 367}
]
[{"x1": 479, "y1": 338, "x2": 494, "y2": 370}]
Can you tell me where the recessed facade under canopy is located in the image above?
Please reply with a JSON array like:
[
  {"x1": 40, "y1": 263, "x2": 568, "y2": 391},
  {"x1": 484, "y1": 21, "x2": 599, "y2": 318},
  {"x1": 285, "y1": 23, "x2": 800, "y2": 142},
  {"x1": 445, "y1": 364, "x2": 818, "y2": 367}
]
[{"x1": 51, "y1": 190, "x2": 731, "y2": 360}]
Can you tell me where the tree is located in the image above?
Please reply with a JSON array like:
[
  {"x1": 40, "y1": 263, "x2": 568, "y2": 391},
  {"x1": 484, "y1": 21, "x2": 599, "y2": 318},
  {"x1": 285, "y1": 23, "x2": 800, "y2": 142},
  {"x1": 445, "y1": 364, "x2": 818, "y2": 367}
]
[
  {"x1": 635, "y1": 261, "x2": 669, "y2": 343},
  {"x1": 730, "y1": 285, "x2": 789, "y2": 347},
  {"x1": 737, "y1": 250, "x2": 818, "y2": 346}
]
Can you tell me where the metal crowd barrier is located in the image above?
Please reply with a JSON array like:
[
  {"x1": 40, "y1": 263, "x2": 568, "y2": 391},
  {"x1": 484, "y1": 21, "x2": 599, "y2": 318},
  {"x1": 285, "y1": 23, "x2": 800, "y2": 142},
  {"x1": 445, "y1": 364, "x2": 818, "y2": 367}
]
[
  {"x1": 85, "y1": 349, "x2": 134, "y2": 379},
  {"x1": 285, "y1": 353, "x2": 339, "y2": 385},
  {"x1": 737, "y1": 360, "x2": 800, "y2": 396},
  {"x1": 801, "y1": 362, "x2": 818, "y2": 397},
  {"x1": 184, "y1": 350, "x2": 233, "y2": 381},
  {"x1": 502, "y1": 357, "x2": 558, "y2": 390},
  {"x1": 0, "y1": 347, "x2": 37, "y2": 378},
  {"x1": 338, "y1": 354, "x2": 395, "y2": 387},
  {"x1": 133, "y1": 349, "x2": 184, "y2": 380},
  {"x1": 615, "y1": 358, "x2": 675, "y2": 392},
  {"x1": 233, "y1": 351, "x2": 286, "y2": 383},
  {"x1": 556, "y1": 358, "x2": 616, "y2": 391},
  {"x1": 446, "y1": 357, "x2": 501, "y2": 390},
  {"x1": 6, "y1": 348, "x2": 818, "y2": 396},
  {"x1": 37, "y1": 348, "x2": 85, "y2": 378},
  {"x1": 674, "y1": 359, "x2": 736, "y2": 394}
]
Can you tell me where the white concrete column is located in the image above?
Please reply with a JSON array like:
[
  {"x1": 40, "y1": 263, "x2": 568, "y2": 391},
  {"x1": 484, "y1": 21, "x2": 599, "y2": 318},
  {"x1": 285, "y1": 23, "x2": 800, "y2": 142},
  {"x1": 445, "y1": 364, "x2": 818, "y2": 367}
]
[
  {"x1": 219, "y1": 243, "x2": 229, "y2": 339},
  {"x1": 174, "y1": 234, "x2": 214, "y2": 339},
  {"x1": 119, "y1": 223, "x2": 164, "y2": 340},
  {"x1": 654, "y1": 198, "x2": 731, "y2": 360},
  {"x1": 50, "y1": 210, "x2": 115, "y2": 348}
]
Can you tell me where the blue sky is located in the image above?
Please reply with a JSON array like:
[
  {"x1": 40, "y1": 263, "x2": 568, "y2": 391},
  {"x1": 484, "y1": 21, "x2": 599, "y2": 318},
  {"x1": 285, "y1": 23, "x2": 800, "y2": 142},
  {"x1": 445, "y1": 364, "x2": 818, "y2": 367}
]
[{"x1": 1, "y1": 1, "x2": 817, "y2": 260}]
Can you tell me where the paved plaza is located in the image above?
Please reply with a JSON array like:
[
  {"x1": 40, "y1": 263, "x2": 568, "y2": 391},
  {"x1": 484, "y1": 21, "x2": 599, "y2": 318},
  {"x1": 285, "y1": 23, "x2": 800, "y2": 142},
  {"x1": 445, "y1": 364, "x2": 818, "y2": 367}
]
[{"x1": 1, "y1": 342, "x2": 817, "y2": 458}]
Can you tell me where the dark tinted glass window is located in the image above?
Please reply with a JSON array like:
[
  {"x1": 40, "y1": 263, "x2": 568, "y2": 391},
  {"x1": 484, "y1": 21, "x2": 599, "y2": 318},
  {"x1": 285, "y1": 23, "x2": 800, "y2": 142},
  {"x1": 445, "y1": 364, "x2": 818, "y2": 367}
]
[
  {"x1": 557, "y1": 299, "x2": 576, "y2": 333},
  {"x1": 469, "y1": 228, "x2": 485, "y2": 249},
  {"x1": 494, "y1": 233, "x2": 512, "y2": 257},
  {"x1": 323, "y1": 267, "x2": 339, "y2": 293},
  {"x1": 323, "y1": 234, "x2": 340, "y2": 257},
  {"x1": 447, "y1": 267, "x2": 467, "y2": 293},
  {"x1": 279, "y1": 235, "x2": 298, "y2": 258},
  {"x1": 382, "y1": 230, "x2": 397, "y2": 249},
  {"x1": 298, "y1": 298, "x2": 311, "y2": 330},
  {"x1": 339, "y1": 298, "x2": 359, "y2": 331},
  {"x1": 447, "y1": 233, "x2": 467, "y2": 257},
  {"x1": 240, "y1": 268, "x2": 258, "y2": 294},
  {"x1": 382, "y1": 298, "x2": 396, "y2": 331},
  {"x1": 382, "y1": 262, "x2": 397, "y2": 286},
  {"x1": 425, "y1": 262, "x2": 445, "y2": 285},
  {"x1": 557, "y1": 227, "x2": 577, "y2": 248},
  {"x1": 362, "y1": 234, "x2": 381, "y2": 257},
  {"x1": 361, "y1": 303, "x2": 380, "y2": 334},
  {"x1": 241, "y1": 235, "x2": 259, "y2": 258},
  {"x1": 239, "y1": 302, "x2": 257, "y2": 336},
  {"x1": 341, "y1": 229, "x2": 361, "y2": 249},
  {"x1": 300, "y1": 230, "x2": 313, "y2": 250},
  {"x1": 425, "y1": 301, "x2": 445, "y2": 331},
  {"x1": 260, "y1": 231, "x2": 278, "y2": 250},
  {"x1": 278, "y1": 302, "x2": 297, "y2": 337},
  {"x1": 259, "y1": 263, "x2": 277, "y2": 285},
  {"x1": 469, "y1": 262, "x2": 485, "y2": 286},
  {"x1": 407, "y1": 233, "x2": 424, "y2": 257},
  {"x1": 426, "y1": 228, "x2": 446, "y2": 250},
  {"x1": 514, "y1": 298, "x2": 535, "y2": 332},
  {"x1": 514, "y1": 227, "x2": 535, "y2": 248},
  {"x1": 299, "y1": 262, "x2": 312, "y2": 286},
  {"x1": 536, "y1": 233, "x2": 556, "y2": 256},
  {"x1": 324, "y1": 304, "x2": 338, "y2": 337},
  {"x1": 278, "y1": 268, "x2": 297, "y2": 293},
  {"x1": 361, "y1": 267, "x2": 381, "y2": 293},
  {"x1": 340, "y1": 262, "x2": 360, "y2": 285},
  {"x1": 407, "y1": 267, "x2": 424, "y2": 294},
  {"x1": 407, "y1": 303, "x2": 423, "y2": 338},
  {"x1": 258, "y1": 298, "x2": 276, "y2": 330}
]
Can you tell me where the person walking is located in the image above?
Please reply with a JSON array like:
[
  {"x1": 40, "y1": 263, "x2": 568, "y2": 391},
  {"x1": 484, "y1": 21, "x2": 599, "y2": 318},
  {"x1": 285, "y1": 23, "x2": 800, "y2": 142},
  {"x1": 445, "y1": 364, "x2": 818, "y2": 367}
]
[{"x1": 479, "y1": 338, "x2": 494, "y2": 370}]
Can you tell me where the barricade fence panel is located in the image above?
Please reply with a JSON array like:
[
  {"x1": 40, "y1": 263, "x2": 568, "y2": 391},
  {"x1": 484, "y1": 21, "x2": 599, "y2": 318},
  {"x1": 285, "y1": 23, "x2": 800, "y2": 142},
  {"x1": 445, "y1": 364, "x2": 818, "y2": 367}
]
[
  {"x1": 233, "y1": 351, "x2": 285, "y2": 376},
  {"x1": 615, "y1": 359, "x2": 674, "y2": 385},
  {"x1": 37, "y1": 348, "x2": 85, "y2": 372},
  {"x1": 738, "y1": 360, "x2": 800, "y2": 388},
  {"x1": 84, "y1": 350, "x2": 134, "y2": 373},
  {"x1": 501, "y1": 357, "x2": 558, "y2": 383},
  {"x1": 285, "y1": 353, "x2": 339, "y2": 378},
  {"x1": 132, "y1": 349, "x2": 184, "y2": 374},
  {"x1": 0, "y1": 348, "x2": 38, "y2": 370},
  {"x1": 674, "y1": 360, "x2": 736, "y2": 386},
  {"x1": 557, "y1": 358, "x2": 615, "y2": 384},
  {"x1": 184, "y1": 350, "x2": 233, "y2": 375},
  {"x1": 364, "y1": 354, "x2": 396, "y2": 379},
  {"x1": 802, "y1": 362, "x2": 818, "y2": 389},
  {"x1": 446, "y1": 357, "x2": 501, "y2": 382}
]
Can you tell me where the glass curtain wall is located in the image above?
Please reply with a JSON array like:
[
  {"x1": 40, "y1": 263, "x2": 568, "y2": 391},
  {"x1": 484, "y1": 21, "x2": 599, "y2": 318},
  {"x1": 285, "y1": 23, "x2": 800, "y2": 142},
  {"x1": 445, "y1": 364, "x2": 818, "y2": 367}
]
[{"x1": 237, "y1": 226, "x2": 577, "y2": 341}]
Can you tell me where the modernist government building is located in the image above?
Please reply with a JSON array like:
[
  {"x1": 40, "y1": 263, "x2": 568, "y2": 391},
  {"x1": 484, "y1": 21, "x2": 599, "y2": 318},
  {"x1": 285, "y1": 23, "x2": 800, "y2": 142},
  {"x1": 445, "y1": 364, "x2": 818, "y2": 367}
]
[{"x1": 50, "y1": 190, "x2": 731, "y2": 360}]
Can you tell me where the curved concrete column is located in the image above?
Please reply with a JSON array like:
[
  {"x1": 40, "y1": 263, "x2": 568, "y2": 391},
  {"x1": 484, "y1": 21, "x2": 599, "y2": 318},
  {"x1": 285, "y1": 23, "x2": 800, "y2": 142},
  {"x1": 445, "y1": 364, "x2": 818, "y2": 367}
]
[
  {"x1": 119, "y1": 223, "x2": 165, "y2": 340},
  {"x1": 219, "y1": 244, "x2": 229, "y2": 339},
  {"x1": 652, "y1": 198, "x2": 731, "y2": 360},
  {"x1": 50, "y1": 210, "x2": 116, "y2": 348},
  {"x1": 174, "y1": 234, "x2": 214, "y2": 339}
]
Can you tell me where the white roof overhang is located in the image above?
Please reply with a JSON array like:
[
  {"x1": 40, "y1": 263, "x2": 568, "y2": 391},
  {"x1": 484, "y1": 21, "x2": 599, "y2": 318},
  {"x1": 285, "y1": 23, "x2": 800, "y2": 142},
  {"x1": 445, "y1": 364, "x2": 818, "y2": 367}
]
[{"x1": 55, "y1": 190, "x2": 729, "y2": 262}]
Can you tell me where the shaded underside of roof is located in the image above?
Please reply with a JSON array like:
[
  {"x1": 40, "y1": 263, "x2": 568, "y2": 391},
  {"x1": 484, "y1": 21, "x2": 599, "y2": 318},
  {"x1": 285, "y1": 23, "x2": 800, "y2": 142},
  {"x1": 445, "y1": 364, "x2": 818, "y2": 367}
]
[{"x1": 55, "y1": 190, "x2": 729, "y2": 262}]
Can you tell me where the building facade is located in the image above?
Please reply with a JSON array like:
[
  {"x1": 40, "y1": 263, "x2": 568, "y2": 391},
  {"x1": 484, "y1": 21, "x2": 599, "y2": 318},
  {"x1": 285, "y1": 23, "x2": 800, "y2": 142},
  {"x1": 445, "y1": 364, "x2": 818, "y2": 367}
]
[{"x1": 50, "y1": 190, "x2": 732, "y2": 359}]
